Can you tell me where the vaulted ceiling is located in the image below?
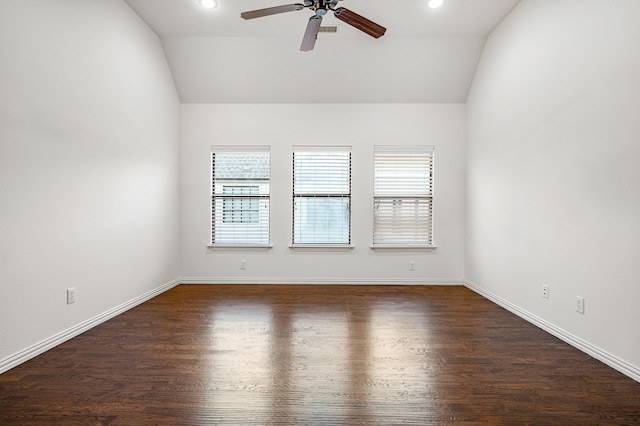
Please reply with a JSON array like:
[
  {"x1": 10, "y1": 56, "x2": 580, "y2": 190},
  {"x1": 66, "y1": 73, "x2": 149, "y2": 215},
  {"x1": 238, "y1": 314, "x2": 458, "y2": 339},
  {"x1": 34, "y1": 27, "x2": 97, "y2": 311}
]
[{"x1": 124, "y1": 0, "x2": 520, "y2": 103}]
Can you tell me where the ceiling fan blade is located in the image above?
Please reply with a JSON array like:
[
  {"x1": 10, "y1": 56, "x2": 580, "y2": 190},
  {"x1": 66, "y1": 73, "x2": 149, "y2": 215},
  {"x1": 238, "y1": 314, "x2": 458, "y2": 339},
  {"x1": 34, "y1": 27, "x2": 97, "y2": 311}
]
[
  {"x1": 300, "y1": 15, "x2": 322, "y2": 52},
  {"x1": 334, "y1": 7, "x2": 386, "y2": 38},
  {"x1": 241, "y1": 4, "x2": 305, "y2": 20}
]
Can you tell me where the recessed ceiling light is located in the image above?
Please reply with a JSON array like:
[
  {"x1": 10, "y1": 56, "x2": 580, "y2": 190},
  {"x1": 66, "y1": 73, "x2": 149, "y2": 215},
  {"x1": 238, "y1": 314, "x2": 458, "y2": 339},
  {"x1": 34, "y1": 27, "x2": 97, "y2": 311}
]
[
  {"x1": 198, "y1": 0, "x2": 218, "y2": 9},
  {"x1": 428, "y1": 0, "x2": 444, "y2": 8}
]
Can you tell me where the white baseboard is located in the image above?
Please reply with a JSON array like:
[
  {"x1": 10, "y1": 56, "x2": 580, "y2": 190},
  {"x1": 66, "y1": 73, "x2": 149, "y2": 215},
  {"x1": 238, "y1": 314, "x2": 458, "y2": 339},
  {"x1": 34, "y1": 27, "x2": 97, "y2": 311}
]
[
  {"x1": 17, "y1": 278, "x2": 632, "y2": 385},
  {"x1": 464, "y1": 280, "x2": 640, "y2": 383},
  {"x1": 0, "y1": 278, "x2": 180, "y2": 375},
  {"x1": 179, "y1": 277, "x2": 464, "y2": 285}
]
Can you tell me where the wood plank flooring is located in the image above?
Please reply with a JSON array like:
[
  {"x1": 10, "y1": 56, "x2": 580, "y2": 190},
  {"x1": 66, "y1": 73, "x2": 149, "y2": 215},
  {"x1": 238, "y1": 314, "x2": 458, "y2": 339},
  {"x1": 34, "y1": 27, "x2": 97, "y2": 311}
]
[{"x1": 1, "y1": 285, "x2": 638, "y2": 425}]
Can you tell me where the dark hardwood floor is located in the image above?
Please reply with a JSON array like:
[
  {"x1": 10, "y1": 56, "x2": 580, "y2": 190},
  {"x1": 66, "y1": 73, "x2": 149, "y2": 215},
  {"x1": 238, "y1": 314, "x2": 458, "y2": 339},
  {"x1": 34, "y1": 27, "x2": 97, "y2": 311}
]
[{"x1": 1, "y1": 285, "x2": 638, "y2": 425}]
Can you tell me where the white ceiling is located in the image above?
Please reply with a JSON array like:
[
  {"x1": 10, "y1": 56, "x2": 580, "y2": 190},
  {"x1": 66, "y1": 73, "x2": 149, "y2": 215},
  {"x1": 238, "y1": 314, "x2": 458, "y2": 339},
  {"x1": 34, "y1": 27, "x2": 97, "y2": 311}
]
[{"x1": 124, "y1": 0, "x2": 521, "y2": 103}]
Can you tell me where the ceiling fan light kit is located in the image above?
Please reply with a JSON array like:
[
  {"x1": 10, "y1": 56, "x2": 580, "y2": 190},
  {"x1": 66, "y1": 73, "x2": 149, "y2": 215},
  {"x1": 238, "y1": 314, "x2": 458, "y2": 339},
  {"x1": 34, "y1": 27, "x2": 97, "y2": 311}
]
[
  {"x1": 240, "y1": 0, "x2": 386, "y2": 52},
  {"x1": 198, "y1": 0, "x2": 218, "y2": 9}
]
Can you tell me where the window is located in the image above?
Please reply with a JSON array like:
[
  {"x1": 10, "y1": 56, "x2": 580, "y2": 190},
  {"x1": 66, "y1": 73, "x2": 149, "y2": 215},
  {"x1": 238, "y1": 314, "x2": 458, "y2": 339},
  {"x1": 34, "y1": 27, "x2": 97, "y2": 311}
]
[
  {"x1": 373, "y1": 146, "x2": 434, "y2": 247},
  {"x1": 223, "y1": 186, "x2": 259, "y2": 223},
  {"x1": 292, "y1": 147, "x2": 351, "y2": 245},
  {"x1": 211, "y1": 147, "x2": 270, "y2": 246}
]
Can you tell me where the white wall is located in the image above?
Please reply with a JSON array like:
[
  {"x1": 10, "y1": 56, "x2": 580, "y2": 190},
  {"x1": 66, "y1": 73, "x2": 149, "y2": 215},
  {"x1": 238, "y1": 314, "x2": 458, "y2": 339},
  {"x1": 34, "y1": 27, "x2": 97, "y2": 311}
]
[
  {"x1": 466, "y1": 0, "x2": 640, "y2": 378},
  {"x1": 0, "y1": 0, "x2": 180, "y2": 369},
  {"x1": 181, "y1": 104, "x2": 466, "y2": 284}
]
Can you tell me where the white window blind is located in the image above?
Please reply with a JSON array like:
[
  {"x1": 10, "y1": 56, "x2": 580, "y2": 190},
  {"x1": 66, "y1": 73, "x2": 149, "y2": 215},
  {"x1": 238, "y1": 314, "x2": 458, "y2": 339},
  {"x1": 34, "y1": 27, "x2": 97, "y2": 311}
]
[
  {"x1": 292, "y1": 147, "x2": 351, "y2": 245},
  {"x1": 211, "y1": 146, "x2": 270, "y2": 246},
  {"x1": 373, "y1": 146, "x2": 434, "y2": 247}
]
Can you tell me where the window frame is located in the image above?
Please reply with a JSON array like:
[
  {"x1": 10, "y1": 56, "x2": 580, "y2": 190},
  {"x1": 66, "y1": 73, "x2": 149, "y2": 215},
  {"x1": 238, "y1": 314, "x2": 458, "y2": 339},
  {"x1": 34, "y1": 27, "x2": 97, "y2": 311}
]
[
  {"x1": 372, "y1": 145, "x2": 436, "y2": 249},
  {"x1": 210, "y1": 146, "x2": 271, "y2": 248},
  {"x1": 291, "y1": 146, "x2": 353, "y2": 247}
]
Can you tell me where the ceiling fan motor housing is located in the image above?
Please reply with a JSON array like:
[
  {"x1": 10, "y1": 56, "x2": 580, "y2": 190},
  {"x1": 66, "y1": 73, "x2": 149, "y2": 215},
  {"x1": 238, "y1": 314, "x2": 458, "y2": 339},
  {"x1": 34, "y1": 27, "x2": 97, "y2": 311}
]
[{"x1": 312, "y1": 0, "x2": 340, "y2": 14}]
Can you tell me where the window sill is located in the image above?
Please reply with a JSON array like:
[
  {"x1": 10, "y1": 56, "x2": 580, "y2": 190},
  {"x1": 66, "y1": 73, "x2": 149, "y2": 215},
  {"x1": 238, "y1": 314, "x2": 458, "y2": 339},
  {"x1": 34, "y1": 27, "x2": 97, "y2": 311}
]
[
  {"x1": 370, "y1": 245, "x2": 437, "y2": 250},
  {"x1": 207, "y1": 244, "x2": 272, "y2": 249},
  {"x1": 289, "y1": 244, "x2": 354, "y2": 251}
]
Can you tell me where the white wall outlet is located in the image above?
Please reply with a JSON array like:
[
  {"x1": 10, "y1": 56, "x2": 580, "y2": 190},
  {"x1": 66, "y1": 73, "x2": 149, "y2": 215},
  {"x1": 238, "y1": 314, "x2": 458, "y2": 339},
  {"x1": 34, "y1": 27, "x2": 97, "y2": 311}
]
[
  {"x1": 576, "y1": 296, "x2": 585, "y2": 314},
  {"x1": 409, "y1": 260, "x2": 416, "y2": 271},
  {"x1": 67, "y1": 287, "x2": 76, "y2": 304},
  {"x1": 542, "y1": 284, "x2": 549, "y2": 299},
  {"x1": 240, "y1": 259, "x2": 247, "y2": 270}
]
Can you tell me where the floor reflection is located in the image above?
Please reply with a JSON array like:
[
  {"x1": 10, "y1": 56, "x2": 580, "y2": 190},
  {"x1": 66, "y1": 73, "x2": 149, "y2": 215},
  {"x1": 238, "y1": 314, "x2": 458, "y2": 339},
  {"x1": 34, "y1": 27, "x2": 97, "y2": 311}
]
[
  {"x1": 204, "y1": 292, "x2": 441, "y2": 423},
  {"x1": 208, "y1": 302, "x2": 274, "y2": 420},
  {"x1": 367, "y1": 300, "x2": 436, "y2": 421},
  {"x1": 288, "y1": 308, "x2": 350, "y2": 423}
]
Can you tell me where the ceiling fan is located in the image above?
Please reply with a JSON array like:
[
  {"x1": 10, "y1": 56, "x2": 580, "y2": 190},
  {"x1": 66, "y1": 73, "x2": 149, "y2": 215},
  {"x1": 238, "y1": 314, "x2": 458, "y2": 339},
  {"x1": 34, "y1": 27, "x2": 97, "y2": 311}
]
[{"x1": 240, "y1": 0, "x2": 386, "y2": 51}]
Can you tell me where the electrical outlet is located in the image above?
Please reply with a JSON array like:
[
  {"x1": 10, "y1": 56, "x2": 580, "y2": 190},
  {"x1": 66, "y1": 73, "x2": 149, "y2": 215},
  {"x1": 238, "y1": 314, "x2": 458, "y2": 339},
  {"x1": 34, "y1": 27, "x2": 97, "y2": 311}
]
[
  {"x1": 409, "y1": 261, "x2": 416, "y2": 271},
  {"x1": 542, "y1": 284, "x2": 549, "y2": 299},
  {"x1": 67, "y1": 287, "x2": 76, "y2": 304},
  {"x1": 576, "y1": 296, "x2": 585, "y2": 314},
  {"x1": 240, "y1": 259, "x2": 247, "y2": 270}
]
